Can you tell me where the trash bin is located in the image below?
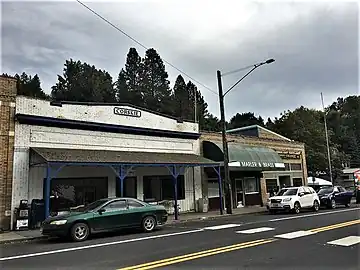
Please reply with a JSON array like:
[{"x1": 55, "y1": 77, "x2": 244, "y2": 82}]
[
  {"x1": 14, "y1": 200, "x2": 30, "y2": 230},
  {"x1": 29, "y1": 199, "x2": 45, "y2": 229}
]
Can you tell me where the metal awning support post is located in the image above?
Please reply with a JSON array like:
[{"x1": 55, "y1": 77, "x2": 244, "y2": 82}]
[
  {"x1": 110, "y1": 165, "x2": 133, "y2": 197},
  {"x1": 44, "y1": 163, "x2": 51, "y2": 219},
  {"x1": 44, "y1": 163, "x2": 67, "y2": 219},
  {"x1": 166, "y1": 165, "x2": 185, "y2": 220},
  {"x1": 119, "y1": 166, "x2": 125, "y2": 197},
  {"x1": 213, "y1": 166, "x2": 224, "y2": 215}
]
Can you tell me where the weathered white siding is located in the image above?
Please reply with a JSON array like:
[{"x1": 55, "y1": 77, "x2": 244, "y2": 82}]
[
  {"x1": 11, "y1": 96, "x2": 204, "y2": 226},
  {"x1": 16, "y1": 96, "x2": 198, "y2": 133}
]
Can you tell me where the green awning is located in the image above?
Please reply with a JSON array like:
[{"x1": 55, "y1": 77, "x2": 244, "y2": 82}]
[{"x1": 202, "y1": 141, "x2": 285, "y2": 171}]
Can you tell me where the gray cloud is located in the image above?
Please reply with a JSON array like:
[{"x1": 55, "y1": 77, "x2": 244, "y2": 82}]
[{"x1": 1, "y1": 1, "x2": 358, "y2": 120}]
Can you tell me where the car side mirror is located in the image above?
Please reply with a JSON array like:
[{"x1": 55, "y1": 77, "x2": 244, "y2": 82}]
[
  {"x1": 299, "y1": 192, "x2": 304, "y2": 197},
  {"x1": 98, "y1": 208, "x2": 106, "y2": 214}
]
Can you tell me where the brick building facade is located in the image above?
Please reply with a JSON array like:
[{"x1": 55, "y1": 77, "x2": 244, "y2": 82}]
[
  {"x1": 0, "y1": 76, "x2": 17, "y2": 231},
  {"x1": 201, "y1": 130, "x2": 307, "y2": 209}
]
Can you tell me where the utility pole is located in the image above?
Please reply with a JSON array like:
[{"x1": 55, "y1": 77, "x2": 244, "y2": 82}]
[
  {"x1": 321, "y1": 92, "x2": 333, "y2": 184},
  {"x1": 217, "y1": 70, "x2": 233, "y2": 214}
]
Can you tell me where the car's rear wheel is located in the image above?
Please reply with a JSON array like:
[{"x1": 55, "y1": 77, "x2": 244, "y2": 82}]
[
  {"x1": 70, "y1": 222, "x2": 89, "y2": 242},
  {"x1": 294, "y1": 202, "x2": 301, "y2": 214},
  {"x1": 330, "y1": 199, "x2": 336, "y2": 209},
  {"x1": 142, "y1": 216, "x2": 156, "y2": 232},
  {"x1": 313, "y1": 200, "x2": 319, "y2": 212}
]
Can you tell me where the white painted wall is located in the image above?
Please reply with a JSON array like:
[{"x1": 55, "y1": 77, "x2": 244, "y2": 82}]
[
  {"x1": 16, "y1": 96, "x2": 198, "y2": 133},
  {"x1": 11, "y1": 122, "x2": 203, "y2": 227}
]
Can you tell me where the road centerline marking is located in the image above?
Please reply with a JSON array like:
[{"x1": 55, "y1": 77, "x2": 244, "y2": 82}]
[
  {"x1": 0, "y1": 229, "x2": 204, "y2": 262},
  {"x1": 117, "y1": 238, "x2": 275, "y2": 270},
  {"x1": 308, "y1": 219, "x2": 360, "y2": 233}
]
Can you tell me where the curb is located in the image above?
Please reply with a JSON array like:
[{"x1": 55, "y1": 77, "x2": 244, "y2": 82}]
[
  {"x1": 166, "y1": 209, "x2": 268, "y2": 224},
  {"x1": 0, "y1": 235, "x2": 47, "y2": 245},
  {"x1": 0, "y1": 209, "x2": 267, "y2": 245}
]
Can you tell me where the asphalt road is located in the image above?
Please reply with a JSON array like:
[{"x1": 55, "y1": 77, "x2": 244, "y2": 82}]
[{"x1": 0, "y1": 207, "x2": 359, "y2": 270}]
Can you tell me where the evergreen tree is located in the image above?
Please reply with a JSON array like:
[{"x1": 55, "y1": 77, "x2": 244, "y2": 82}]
[
  {"x1": 12, "y1": 72, "x2": 49, "y2": 99},
  {"x1": 51, "y1": 59, "x2": 116, "y2": 102},
  {"x1": 173, "y1": 75, "x2": 188, "y2": 119},
  {"x1": 116, "y1": 48, "x2": 143, "y2": 105},
  {"x1": 138, "y1": 48, "x2": 172, "y2": 114},
  {"x1": 228, "y1": 112, "x2": 265, "y2": 129},
  {"x1": 115, "y1": 69, "x2": 129, "y2": 102}
]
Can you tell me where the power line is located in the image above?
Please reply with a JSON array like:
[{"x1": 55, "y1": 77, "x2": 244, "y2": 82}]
[{"x1": 75, "y1": 0, "x2": 217, "y2": 95}]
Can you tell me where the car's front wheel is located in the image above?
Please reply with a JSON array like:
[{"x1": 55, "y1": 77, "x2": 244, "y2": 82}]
[
  {"x1": 70, "y1": 222, "x2": 90, "y2": 242},
  {"x1": 142, "y1": 216, "x2": 156, "y2": 232},
  {"x1": 293, "y1": 202, "x2": 301, "y2": 214}
]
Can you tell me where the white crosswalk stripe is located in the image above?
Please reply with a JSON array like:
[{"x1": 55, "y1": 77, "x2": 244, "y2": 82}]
[
  {"x1": 274, "y1": 230, "x2": 316, "y2": 239},
  {"x1": 236, "y1": 227, "x2": 275, "y2": 234},
  {"x1": 327, "y1": 236, "x2": 360, "y2": 247},
  {"x1": 203, "y1": 224, "x2": 242, "y2": 230}
]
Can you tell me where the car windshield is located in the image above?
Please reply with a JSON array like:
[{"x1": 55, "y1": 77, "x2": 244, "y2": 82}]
[
  {"x1": 277, "y1": 188, "x2": 298, "y2": 196},
  {"x1": 318, "y1": 187, "x2": 333, "y2": 195}
]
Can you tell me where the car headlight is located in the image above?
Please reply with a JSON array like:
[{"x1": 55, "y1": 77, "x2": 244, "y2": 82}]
[
  {"x1": 50, "y1": 220, "x2": 68, "y2": 225},
  {"x1": 282, "y1": 198, "x2": 292, "y2": 202}
]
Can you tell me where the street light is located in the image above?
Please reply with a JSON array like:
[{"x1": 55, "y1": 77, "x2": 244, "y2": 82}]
[{"x1": 217, "y1": 59, "x2": 275, "y2": 214}]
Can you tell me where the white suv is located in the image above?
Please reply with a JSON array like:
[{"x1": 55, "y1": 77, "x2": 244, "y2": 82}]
[{"x1": 267, "y1": 186, "x2": 320, "y2": 214}]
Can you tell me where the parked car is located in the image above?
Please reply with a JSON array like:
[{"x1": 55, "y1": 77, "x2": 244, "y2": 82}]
[
  {"x1": 267, "y1": 186, "x2": 320, "y2": 214},
  {"x1": 317, "y1": 186, "x2": 353, "y2": 209},
  {"x1": 40, "y1": 197, "x2": 168, "y2": 242}
]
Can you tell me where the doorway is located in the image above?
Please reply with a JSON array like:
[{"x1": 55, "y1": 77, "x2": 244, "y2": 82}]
[{"x1": 116, "y1": 177, "x2": 137, "y2": 198}]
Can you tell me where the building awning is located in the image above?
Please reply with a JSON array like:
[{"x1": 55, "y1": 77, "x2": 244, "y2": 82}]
[
  {"x1": 31, "y1": 147, "x2": 219, "y2": 166},
  {"x1": 202, "y1": 141, "x2": 285, "y2": 171}
]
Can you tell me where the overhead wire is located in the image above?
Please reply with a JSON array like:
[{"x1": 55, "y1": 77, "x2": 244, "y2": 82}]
[{"x1": 75, "y1": 0, "x2": 217, "y2": 95}]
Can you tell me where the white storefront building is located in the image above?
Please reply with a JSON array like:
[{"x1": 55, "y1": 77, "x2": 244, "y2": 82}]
[{"x1": 11, "y1": 96, "x2": 219, "y2": 227}]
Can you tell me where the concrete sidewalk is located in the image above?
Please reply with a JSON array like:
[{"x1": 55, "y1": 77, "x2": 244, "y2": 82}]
[{"x1": 0, "y1": 206, "x2": 266, "y2": 244}]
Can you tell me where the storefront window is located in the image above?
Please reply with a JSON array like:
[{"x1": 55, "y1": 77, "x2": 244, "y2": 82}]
[
  {"x1": 143, "y1": 175, "x2": 185, "y2": 201},
  {"x1": 244, "y1": 177, "x2": 259, "y2": 194},
  {"x1": 293, "y1": 178, "x2": 303, "y2": 187},
  {"x1": 47, "y1": 177, "x2": 108, "y2": 213},
  {"x1": 266, "y1": 179, "x2": 278, "y2": 193},
  {"x1": 290, "y1": 163, "x2": 302, "y2": 171},
  {"x1": 208, "y1": 179, "x2": 220, "y2": 198}
]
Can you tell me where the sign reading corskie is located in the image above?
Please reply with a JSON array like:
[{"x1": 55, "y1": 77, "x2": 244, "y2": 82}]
[{"x1": 114, "y1": 107, "x2": 141, "y2": 118}]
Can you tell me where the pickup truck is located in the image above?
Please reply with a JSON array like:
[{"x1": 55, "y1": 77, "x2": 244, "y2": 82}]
[{"x1": 317, "y1": 185, "x2": 353, "y2": 209}]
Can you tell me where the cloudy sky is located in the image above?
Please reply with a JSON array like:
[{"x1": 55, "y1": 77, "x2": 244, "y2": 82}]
[{"x1": 1, "y1": 0, "x2": 359, "y2": 120}]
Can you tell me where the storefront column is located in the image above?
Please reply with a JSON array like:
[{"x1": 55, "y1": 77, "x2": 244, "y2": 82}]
[{"x1": 44, "y1": 164, "x2": 51, "y2": 219}]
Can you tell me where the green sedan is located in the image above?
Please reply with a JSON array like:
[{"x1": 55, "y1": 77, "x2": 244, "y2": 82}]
[{"x1": 40, "y1": 197, "x2": 168, "y2": 242}]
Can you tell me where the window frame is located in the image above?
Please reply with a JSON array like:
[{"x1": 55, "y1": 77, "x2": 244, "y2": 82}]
[
  {"x1": 101, "y1": 199, "x2": 128, "y2": 212},
  {"x1": 127, "y1": 198, "x2": 146, "y2": 209}
]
